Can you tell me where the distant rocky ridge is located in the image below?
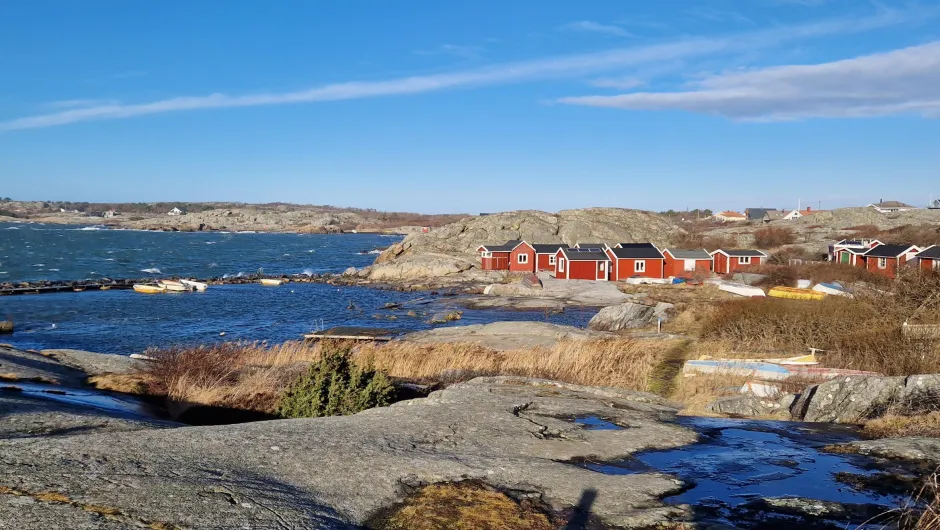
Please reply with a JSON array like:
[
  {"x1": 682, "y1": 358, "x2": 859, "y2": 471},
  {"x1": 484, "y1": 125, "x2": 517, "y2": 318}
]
[{"x1": 359, "y1": 208, "x2": 683, "y2": 284}]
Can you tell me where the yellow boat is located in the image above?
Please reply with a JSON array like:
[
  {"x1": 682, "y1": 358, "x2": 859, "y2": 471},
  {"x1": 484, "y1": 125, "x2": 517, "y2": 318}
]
[
  {"x1": 133, "y1": 284, "x2": 166, "y2": 294},
  {"x1": 259, "y1": 278, "x2": 284, "y2": 286},
  {"x1": 768, "y1": 286, "x2": 826, "y2": 301}
]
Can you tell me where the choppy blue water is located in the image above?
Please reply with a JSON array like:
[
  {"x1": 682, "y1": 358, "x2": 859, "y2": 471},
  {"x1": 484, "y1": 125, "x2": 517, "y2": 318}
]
[
  {"x1": 0, "y1": 222, "x2": 595, "y2": 353},
  {"x1": 0, "y1": 222, "x2": 393, "y2": 281}
]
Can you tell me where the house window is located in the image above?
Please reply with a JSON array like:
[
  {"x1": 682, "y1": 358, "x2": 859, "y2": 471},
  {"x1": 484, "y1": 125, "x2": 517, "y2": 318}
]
[
  {"x1": 738, "y1": 256, "x2": 752, "y2": 265},
  {"x1": 482, "y1": 251, "x2": 492, "y2": 258},
  {"x1": 558, "y1": 258, "x2": 565, "y2": 272},
  {"x1": 600, "y1": 262, "x2": 606, "y2": 271},
  {"x1": 683, "y1": 259, "x2": 696, "y2": 271},
  {"x1": 517, "y1": 254, "x2": 528, "y2": 264},
  {"x1": 549, "y1": 255, "x2": 556, "y2": 265},
  {"x1": 878, "y1": 257, "x2": 888, "y2": 269},
  {"x1": 634, "y1": 260, "x2": 646, "y2": 273},
  {"x1": 933, "y1": 260, "x2": 940, "y2": 270}
]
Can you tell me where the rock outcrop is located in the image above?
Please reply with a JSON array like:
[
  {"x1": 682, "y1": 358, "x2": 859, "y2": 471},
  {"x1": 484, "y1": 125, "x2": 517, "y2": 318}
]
[
  {"x1": 791, "y1": 374, "x2": 940, "y2": 423},
  {"x1": 364, "y1": 208, "x2": 683, "y2": 283},
  {"x1": 0, "y1": 377, "x2": 697, "y2": 529},
  {"x1": 589, "y1": 302, "x2": 669, "y2": 331},
  {"x1": 399, "y1": 322, "x2": 613, "y2": 351},
  {"x1": 0, "y1": 320, "x2": 11, "y2": 334}
]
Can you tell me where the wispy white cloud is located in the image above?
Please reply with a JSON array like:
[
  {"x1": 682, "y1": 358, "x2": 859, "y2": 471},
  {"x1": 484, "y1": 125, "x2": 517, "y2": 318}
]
[
  {"x1": 44, "y1": 99, "x2": 121, "y2": 109},
  {"x1": 558, "y1": 41, "x2": 940, "y2": 120},
  {"x1": 1, "y1": 7, "x2": 934, "y2": 132},
  {"x1": 561, "y1": 21, "x2": 634, "y2": 38},
  {"x1": 413, "y1": 44, "x2": 485, "y2": 60},
  {"x1": 588, "y1": 76, "x2": 646, "y2": 89}
]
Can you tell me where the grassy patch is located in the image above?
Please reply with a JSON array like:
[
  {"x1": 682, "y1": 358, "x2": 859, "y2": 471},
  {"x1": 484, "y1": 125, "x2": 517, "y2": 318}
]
[
  {"x1": 369, "y1": 481, "x2": 553, "y2": 530},
  {"x1": 87, "y1": 373, "x2": 150, "y2": 394},
  {"x1": 864, "y1": 412, "x2": 940, "y2": 438}
]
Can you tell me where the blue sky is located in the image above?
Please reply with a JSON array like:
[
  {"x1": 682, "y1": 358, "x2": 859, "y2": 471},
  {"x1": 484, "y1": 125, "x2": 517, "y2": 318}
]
[{"x1": 2, "y1": 1, "x2": 939, "y2": 214}]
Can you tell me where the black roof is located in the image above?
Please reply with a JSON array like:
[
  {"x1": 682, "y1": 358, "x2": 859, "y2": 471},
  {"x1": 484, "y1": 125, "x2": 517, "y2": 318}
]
[
  {"x1": 865, "y1": 244, "x2": 917, "y2": 258},
  {"x1": 574, "y1": 243, "x2": 606, "y2": 250},
  {"x1": 715, "y1": 249, "x2": 767, "y2": 257},
  {"x1": 609, "y1": 244, "x2": 664, "y2": 259},
  {"x1": 480, "y1": 240, "x2": 521, "y2": 252},
  {"x1": 532, "y1": 243, "x2": 568, "y2": 254},
  {"x1": 560, "y1": 248, "x2": 611, "y2": 261},
  {"x1": 746, "y1": 208, "x2": 775, "y2": 220},
  {"x1": 918, "y1": 246, "x2": 940, "y2": 259}
]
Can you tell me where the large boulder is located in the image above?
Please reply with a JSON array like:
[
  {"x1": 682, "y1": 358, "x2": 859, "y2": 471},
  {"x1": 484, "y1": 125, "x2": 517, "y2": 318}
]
[
  {"x1": 706, "y1": 394, "x2": 796, "y2": 418},
  {"x1": 588, "y1": 302, "x2": 656, "y2": 331},
  {"x1": 791, "y1": 374, "x2": 940, "y2": 423},
  {"x1": 365, "y1": 255, "x2": 475, "y2": 281},
  {"x1": 0, "y1": 320, "x2": 11, "y2": 334}
]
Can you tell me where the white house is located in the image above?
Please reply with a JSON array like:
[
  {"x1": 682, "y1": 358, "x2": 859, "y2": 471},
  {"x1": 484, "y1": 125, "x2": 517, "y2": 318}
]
[
  {"x1": 168, "y1": 207, "x2": 184, "y2": 216},
  {"x1": 868, "y1": 200, "x2": 916, "y2": 213},
  {"x1": 103, "y1": 209, "x2": 117, "y2": 218}
]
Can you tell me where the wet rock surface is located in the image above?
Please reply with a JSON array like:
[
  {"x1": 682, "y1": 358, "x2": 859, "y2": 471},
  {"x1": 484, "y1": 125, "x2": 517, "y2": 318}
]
[
  {"x1": 830, "y1": 436, "x2": 940, "y2": 465},
  {"x1": 588, "y1": 302, "x2": 657, "y2": 331},
  {"x1": 0, "y1": 377, "x2": 696, "y2": 529}
]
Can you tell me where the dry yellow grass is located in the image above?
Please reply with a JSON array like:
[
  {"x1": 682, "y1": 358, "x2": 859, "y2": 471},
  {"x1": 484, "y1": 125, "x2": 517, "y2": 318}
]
[
  {"x1": 133, "y1": 338, "x2": 678, "y2": 414},
  {"x1": 357, "y1": 338, "x2": 678, "y2": 391},
  {"x1": 864, "y1": 412, "x2": 940, "y2": 439},
  {"x1": 87, "y1": 373, "x2": 150, "y2": 394},
  {"x1": 373, "y1": 481, "x2": 553, "y2": 530}
]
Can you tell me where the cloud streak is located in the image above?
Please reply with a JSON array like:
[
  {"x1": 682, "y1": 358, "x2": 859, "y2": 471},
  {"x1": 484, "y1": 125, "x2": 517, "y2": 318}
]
[
  {"x1": 1, "y1": 7, "x2": 934, "y2": 132},
  {"x1": 558, "y1": 41, "x2": 940, "y2": 120},
  {"x1": 561, "y1": 21, "x2": 634, "y2": 38}
]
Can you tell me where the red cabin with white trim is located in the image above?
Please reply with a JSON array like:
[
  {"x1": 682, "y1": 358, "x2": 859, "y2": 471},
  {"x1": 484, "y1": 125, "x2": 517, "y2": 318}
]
[
  {"x1": 710, "y1": 249, "x2": 767, "y2": 274},
  {"x1": 662, "y1": 248, "x2": 713, "y2": 277},
  {"x1": 916, "y1": 246, "x2": 940, "y2": 271},
  {"x1": 509, "y1": 241, "x2": 536, "y2": 273},
  {"x1": 477, "y1": 240, "x2": 520, "y2": 271},
  {"x1": 554, "y1": 247, "x2": 610, "y2": 281},
  {"x1": 605, "y1": 243, "x2": 665, "y2": 281},
  {"x1": 863, "y1": 244, "x2": 920, "y2": 278}
]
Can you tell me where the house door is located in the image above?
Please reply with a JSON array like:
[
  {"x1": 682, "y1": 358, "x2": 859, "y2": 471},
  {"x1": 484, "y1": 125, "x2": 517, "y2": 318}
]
[
  {"x1": 597, "y1": 261, "x2": 607, "y2": 281},
  {"x1": 840, "y1": 252, "x2": 850, "y2": 264}
]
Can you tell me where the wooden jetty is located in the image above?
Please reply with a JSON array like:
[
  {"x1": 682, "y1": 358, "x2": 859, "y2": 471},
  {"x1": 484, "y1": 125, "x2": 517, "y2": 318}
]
[{"x1": 304, "y1": 326, "x2": 397, "y2": 342}]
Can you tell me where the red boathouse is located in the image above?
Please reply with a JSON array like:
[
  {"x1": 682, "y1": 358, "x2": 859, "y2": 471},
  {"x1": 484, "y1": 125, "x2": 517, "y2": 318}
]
[
  {"x1": 710, "y1": 249, "x2": 767, "y2": 275},
  {"x1": 662, "y1": 248, "x2": 713, "y2": 277},
  {"x1": 605, "y1": 243, "x2": 665, "y2": 281},
  {"x1": 554, "y1": 247, "x2": 610, "y2": 281},
  {"x1": 477, "y1": 240, "x2": 520, "y2": 271}
]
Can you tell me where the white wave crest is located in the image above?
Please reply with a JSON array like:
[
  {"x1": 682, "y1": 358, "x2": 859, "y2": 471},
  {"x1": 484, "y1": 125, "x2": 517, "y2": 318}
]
[{"x1": 140, "y1": 267, "x2": 162, "y2": 274}]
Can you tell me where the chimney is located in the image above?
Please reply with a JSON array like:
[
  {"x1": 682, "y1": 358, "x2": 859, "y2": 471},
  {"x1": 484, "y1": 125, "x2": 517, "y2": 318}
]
[{"x1": 806, "y1": 206, "x2": 811, "y2": 212}]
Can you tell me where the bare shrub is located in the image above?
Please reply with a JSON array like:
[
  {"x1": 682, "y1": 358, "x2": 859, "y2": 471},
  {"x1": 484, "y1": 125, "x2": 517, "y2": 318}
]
[{"x1": 753, "y1": 226, "x2": 796, "y2": 248}]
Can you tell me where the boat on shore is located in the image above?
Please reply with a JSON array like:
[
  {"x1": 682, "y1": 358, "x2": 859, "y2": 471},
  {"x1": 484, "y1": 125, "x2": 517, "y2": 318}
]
[
  {"x1": 133, "y1": 284, "x2": 166, "y2": 294},
  {"x1": 260, "y1": 278, "x2": 284, "y2": 286},
  {"x1": 180, "y1": 279, "x2": 208, "y2": 292},
  {"x1": 158, "y1": 280, "x2": 189, "y2": 292}
]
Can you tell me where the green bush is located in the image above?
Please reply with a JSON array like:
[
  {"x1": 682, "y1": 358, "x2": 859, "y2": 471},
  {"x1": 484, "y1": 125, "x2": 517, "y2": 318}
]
[{"x1": 276, "y1": 347, "x2": 395, "y2": 418}]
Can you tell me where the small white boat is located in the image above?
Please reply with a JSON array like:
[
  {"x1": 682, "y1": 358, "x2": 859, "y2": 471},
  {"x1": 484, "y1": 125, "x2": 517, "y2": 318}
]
[
  {"x1": 133, "y1": 284, "x2": 166, "y2": 294},
  {"x1": 158, "y1": 280, "x2": 189, "y2": 292},
  {"x1": 180, "y1": 279, "x2": 208, "y2": 292},
  {"x1": 715, "y1": 280, "x2": 765, "y2": 297},
  {"x1": 260, "y1": 278, "x2": 284, "y2": 286}
]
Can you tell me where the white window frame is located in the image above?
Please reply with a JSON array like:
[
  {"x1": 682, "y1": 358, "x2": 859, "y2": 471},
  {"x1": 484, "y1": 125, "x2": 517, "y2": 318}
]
[
  {"x1": 482, "y1": 251, "x2": 492, "y2": 258},
  {"x1": 738, "y1": 256, "x2": 752, "y2": 265},
  {"x1": 558, "y1": 258, "x2": 565, "y2": 272},
  {"x1": 549, "y1": 255, "x2": 556, "y2": 265},
  {"x1": 878, "y1": 257, "x2": 888, "y2": 269},
  {"x1": 634, "y1": 260, "x2": 646, "y2": 273},
  {"x1": 517, "y1": 253, "x2": 528, "y2": 264},
  {"x1": 933, "y1": 260, "x2": 940, "y2": 270},
  {"x1": 683, "y1": 259, "x2": 696, "y2": 272}
]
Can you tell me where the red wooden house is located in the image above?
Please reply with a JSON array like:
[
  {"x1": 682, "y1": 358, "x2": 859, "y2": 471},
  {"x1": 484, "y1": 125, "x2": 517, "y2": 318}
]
[
  {"x1": 832, "y1": 239, "x2": 882, "y2": 266},
  {"x1": 554, "y1": 247, "x2": 611, "y2": 281},
  {"x1": 710, "y1": 249, "x2": 767, "y2": 274},
  {"x1": 662, "y1": 248, "x2": 713, "y2": 277},
  {"x1": 532, "y1": 243, "x2": 568, "y2": 272},
  {"x1": 916, "y1": 246, "x2": 940, "y2": 271},
  {"x1": 605, "y1": 243, "x2": 665, "y2": 281},
  {"x1": 863, "y1": 244, "x2": 920, "y2": 278},
  {"x1": 477, "y1": 240, "x2": 520, "y2": 271},
  {"x1": 509, "y1": 241, "x2": 536, "y2": 273}
]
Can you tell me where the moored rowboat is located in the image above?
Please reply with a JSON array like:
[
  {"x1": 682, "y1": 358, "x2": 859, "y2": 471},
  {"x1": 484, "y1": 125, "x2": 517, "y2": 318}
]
[
  {"x1": 260, "y1": 278, "x2": 284, "y2": 286},
  {"x1": 158, "y1": 280, "x2": 189, "y2": 292},
  {"x1": 180, "y1": 279, "x2": 208, "y2": 291},
  {"x1": 133, "y1": 284, "x2": 166, "y2": 294},
  {"x1": 768, "y1": 286, "x2": 826, "y2": 301}
]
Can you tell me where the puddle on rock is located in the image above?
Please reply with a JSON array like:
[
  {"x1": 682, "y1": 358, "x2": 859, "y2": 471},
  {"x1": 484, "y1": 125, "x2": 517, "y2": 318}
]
[
  {"x1": 572, "y1": 416, "x2": 919, "y2": 527},
  {"x1": 573, "y1": 416, "x2": 624, "y2": 431},
  {"x1": 1, "y1": 382, "x2": 164, "y2": 420}
]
